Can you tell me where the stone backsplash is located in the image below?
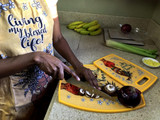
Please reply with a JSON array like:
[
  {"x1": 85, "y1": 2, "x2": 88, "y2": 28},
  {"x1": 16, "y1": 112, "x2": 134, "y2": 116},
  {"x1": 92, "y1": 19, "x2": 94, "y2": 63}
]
[
  {"x1": 58, "y1": 11, "x2": 160, "y2": 50},
  {"x1": 58, "y1": 11, "x2": 150, "y2": 31}
]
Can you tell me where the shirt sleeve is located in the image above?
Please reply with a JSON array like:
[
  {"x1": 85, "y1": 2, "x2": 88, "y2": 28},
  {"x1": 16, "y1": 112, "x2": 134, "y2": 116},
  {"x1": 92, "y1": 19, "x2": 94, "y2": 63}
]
[{"x1": 45, "y1": 0, "x2": 58, "y2": 18}]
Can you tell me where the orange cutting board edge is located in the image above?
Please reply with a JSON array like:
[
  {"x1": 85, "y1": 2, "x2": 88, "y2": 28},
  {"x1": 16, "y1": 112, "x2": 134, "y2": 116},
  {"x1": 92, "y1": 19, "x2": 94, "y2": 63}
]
[
  {"x1": 93, "y1": 54, "x2": 158, "y2": 92},
  {"x1": 58, "y1": 80, "x2": 145, "y2": 113},
  {"x1": 58, "y1": 64, "x2": 146, "y2": 113}
]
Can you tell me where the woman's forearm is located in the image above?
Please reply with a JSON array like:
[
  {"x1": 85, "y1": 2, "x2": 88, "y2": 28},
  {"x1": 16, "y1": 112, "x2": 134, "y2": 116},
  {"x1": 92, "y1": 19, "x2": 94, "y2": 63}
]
[
  {"x1": 0, "y1": 51, "x2": 80, "y2": 80},
  {"x1": 53, "y1": 36, "x2": 83, "y2": 70},
  {"x1": 53, "y1": 17, "x2": 83, "y2": 70},
  {"x1": 0, "y1": 52, "x2": 37, "y2": 78}
]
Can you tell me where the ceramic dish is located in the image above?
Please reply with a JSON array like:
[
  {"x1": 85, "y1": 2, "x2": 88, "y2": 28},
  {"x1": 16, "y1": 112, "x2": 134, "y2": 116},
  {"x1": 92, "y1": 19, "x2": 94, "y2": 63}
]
[{"x1": 142, "y1": 57, "x2": 160, "y2": 68}]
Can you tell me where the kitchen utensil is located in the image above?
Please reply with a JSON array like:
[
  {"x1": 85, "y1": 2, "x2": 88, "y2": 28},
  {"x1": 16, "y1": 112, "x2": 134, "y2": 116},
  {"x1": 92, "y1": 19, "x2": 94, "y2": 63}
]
[
  {"x1": 108, "y1": 28, "x2": 134, "y2": 40},
  {"x1": 93, "y1": 54, "x2": 158, "y2": 92},
  {"x1": 58, "y1": 64, "x2": 145, "y2": 113},
  {"x1": 104, "y1": 28, "x2": 145, "y2": 46},
  {"x1": 66, "y1": 77, "x2": 117, "y2": 102}
]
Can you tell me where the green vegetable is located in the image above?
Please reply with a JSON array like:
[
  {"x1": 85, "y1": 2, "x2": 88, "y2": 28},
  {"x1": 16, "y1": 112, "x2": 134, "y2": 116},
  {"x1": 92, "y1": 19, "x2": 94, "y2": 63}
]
[
  {"x1": 88, "y1": 24, "x2": 100, "y2": 31},
  {"x1": 68, "y1": 21, "x2": 84, "y2": 26},
  {"x1": 80, "y1": 30, "x2": 90, "y2": 35},
  {"x1": 106, "y1": 40, "x2": 157, "y2": 58},
  {"x1": 89, "y1": 28, "x2": 102, "y2": 36},
  {"x1": 124, "y1": 44, "x2": 157, "y2": 55},
  {"x1": 83, "y1": 20, "x2": 98, "y2": 29},
  {"x1": 74, "y1": 28, "x2": 86, "y2": 33},
  {"x1": 67, "y1": 25, "x2": 77, "y2": 30},
  {"x1": 76, "y1": 23, "x2": 87, "y2": 29}
]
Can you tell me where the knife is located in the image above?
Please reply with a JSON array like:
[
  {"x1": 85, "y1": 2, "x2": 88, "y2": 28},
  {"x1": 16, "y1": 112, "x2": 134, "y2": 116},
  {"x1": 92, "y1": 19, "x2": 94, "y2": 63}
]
[{"x1": 64, "y1": 75, "x2": 118, "y2": 102}]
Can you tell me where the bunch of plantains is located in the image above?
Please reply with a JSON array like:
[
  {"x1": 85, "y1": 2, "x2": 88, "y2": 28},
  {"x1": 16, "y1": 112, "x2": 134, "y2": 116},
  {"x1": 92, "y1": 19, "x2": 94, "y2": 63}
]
[{"x1": 67, "y1": 20, "x2": 102, "y2": 36}]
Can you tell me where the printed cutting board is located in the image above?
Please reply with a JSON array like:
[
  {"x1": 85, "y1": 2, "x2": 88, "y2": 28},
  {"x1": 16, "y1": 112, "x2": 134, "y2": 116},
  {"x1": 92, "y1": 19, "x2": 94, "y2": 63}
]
[
  {"x1": 93, "y1": 54, "x2": 158, "y2": 92},
  {"x1": 58, "y1": 64, "x2": 145, "y2": 113}
]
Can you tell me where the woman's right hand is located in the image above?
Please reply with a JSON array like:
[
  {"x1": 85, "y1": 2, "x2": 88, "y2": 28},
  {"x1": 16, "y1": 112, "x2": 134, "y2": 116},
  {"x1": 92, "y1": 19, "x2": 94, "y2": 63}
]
[{"x1": 33, "y1": 52, "x2": 80, "y2": 81}]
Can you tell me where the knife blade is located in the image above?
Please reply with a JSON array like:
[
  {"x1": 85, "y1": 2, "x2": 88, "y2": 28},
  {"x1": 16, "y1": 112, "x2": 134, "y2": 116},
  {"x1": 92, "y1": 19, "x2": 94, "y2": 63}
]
[{"x1": 65, "y1": 77, "x2": 118, "y2": 102}]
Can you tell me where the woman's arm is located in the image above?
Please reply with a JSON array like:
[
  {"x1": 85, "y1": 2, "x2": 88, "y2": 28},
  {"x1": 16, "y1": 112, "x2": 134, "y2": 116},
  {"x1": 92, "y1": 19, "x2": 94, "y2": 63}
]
[
  {"x1": 52, "y1": 17, "x2": 100, "y2": 89},
  {"x1": 0, "y1": 52, "x2": 36, "y2": 78},
  {"x1": 53, "y1": 17, "x2": 83, "y2": 70},
  {"x1": 0, "y1": 52, "x2": 79, "y2": 80}
]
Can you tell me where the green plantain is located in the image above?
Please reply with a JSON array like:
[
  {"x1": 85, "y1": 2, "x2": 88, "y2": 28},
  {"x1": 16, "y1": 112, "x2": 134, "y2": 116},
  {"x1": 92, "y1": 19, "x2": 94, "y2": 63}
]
[
  {"x1": 80, "y1": 30, "x2": 90, "y2": 35},
  {"x1": 74, "y1": 28, "x2": 86, "y2": 33},
  {"x1": 67, "y1": 25, "x2": 77, "y2": 30},
  {"x1": 83, "y1": 20, "x2": 98, "y2": 29},
  {"x1": 68, "y1": 21, "x2": 84, "y2": 26},
  {"x1": 89, "y1": 28, "x2": 102, "y2": 36},
  {"x1": 88, "y1": 24, "x2": 100, "y2": 31}
]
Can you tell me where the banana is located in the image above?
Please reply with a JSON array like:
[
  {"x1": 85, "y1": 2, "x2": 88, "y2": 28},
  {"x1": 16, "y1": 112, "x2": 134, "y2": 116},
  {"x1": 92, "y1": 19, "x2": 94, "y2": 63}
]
[
  {"x1": 80, "y1": 30, "x2": 90, "y2": 35},
  {"x1": 89, "y1": 28, "x2": 102, "y2": 36},
  {"x1": 83, "y1": 20, "x2": 98, "y2": 29},
  {"x1": 88, "y1": 24, "x2": 100, "y2": 31},
  {"x1": 68, "y1": 21, "x2": 84, "y2": 26},
  {"x1": 74, "y1": 28, "x2": 86, "y2": 33},
  {"x1": 67, "y1": 25, "x2": 77, "y2": 30},
  {"x1": 76, "y1": 23, "x2": 87, "y2": 29}
]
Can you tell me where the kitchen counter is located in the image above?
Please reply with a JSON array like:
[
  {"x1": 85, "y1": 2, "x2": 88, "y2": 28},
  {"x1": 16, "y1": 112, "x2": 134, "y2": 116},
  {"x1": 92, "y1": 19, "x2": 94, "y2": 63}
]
[{"x1": 44, "y1": 25, "x2": 160, "y2": 120}]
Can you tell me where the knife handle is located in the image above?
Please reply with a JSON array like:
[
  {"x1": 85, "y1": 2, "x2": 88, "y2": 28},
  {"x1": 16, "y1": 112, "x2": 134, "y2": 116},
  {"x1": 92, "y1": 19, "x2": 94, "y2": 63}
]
[{"x1": 64, "y1": 71, "x2": 72, "y2": 80}]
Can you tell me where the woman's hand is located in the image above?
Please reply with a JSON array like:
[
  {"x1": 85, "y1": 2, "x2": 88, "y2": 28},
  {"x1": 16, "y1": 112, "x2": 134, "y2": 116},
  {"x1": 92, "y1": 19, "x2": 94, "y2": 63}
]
[
  {"x1": 34, "y1": 52, "x2": 80, "y2": 81},
  {"x1": 74, "y1": 65, "x2": 101, "y2": 90},
  {"x1": 52, "y1": 17, "x2": 100, "y2": 90}
]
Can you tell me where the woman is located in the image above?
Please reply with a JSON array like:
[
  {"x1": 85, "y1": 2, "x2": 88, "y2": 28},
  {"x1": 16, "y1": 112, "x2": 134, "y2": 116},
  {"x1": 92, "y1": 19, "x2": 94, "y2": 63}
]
[{"x1": 0, "y1": 0, "x2": 100, "y2": 119}]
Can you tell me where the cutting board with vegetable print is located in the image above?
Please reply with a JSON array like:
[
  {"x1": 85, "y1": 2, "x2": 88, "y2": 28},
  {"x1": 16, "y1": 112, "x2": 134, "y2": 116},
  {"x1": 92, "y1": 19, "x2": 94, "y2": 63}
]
[
  {"x1": 58, "y1": 64, "x2": 145, "y2": 113},
  {"x1": 93, "y1": 54, "x2": 158, "y2": 92}
]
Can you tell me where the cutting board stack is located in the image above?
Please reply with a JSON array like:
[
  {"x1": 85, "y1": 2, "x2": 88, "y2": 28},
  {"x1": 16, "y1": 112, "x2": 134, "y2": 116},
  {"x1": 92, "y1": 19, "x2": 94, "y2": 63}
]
[
  {"x1": 104, "y1": 28, "x2": 145, "y2": 46},
  {"x1": 58, "y1": 54, "x2": 157, "y2": 113}
]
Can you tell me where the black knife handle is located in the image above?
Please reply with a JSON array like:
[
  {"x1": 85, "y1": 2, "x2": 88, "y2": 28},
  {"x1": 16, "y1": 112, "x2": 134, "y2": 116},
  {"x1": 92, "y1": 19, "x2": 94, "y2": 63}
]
[
  {"x1": 64, "y1": 71, "x2": 86, "y2": 81},
  {"x1": 64, "y1": 71, "x2": 72, "y2": 80}
]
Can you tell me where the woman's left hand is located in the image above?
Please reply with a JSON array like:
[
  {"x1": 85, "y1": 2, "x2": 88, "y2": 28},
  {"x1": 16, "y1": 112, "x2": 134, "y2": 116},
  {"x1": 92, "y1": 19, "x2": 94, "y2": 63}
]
[{"x1": 75, "y1": 66, "x2": 101, "y2": 90}]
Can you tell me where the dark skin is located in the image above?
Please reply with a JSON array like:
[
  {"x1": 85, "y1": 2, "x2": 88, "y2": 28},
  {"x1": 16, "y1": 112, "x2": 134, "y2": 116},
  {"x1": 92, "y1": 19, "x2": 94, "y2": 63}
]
[{"x1": 0, "y1": 17, "x2": 101, "y2": 90}]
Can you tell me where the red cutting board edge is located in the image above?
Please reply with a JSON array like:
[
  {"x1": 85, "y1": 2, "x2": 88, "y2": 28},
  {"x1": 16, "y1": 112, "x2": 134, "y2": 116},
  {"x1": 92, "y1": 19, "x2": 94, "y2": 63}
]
[{"x1": 93, "y1": 54, "x2": 158, "y2": 92}]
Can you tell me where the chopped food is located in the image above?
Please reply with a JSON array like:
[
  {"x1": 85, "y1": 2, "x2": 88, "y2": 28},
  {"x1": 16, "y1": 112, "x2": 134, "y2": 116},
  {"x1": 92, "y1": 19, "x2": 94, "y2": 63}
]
[
  {"x1": 143, "y1": 59, "x2": 160, "y2": 67},
  {"x1": 102, "y1": 83, "x2": 118, "y2": 96},
  {"x1": 61, "y1": 83, "x2": 101, "y2": 99}
]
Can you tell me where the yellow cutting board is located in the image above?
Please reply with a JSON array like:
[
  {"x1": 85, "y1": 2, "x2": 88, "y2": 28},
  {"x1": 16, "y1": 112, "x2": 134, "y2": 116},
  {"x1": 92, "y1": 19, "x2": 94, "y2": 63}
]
[
  {"x1": 58, "y1": 64, "x2": 145, "y2": 113},
  {"x1": 93, "y1": 54, "x2": 158, "y2": 92}
]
